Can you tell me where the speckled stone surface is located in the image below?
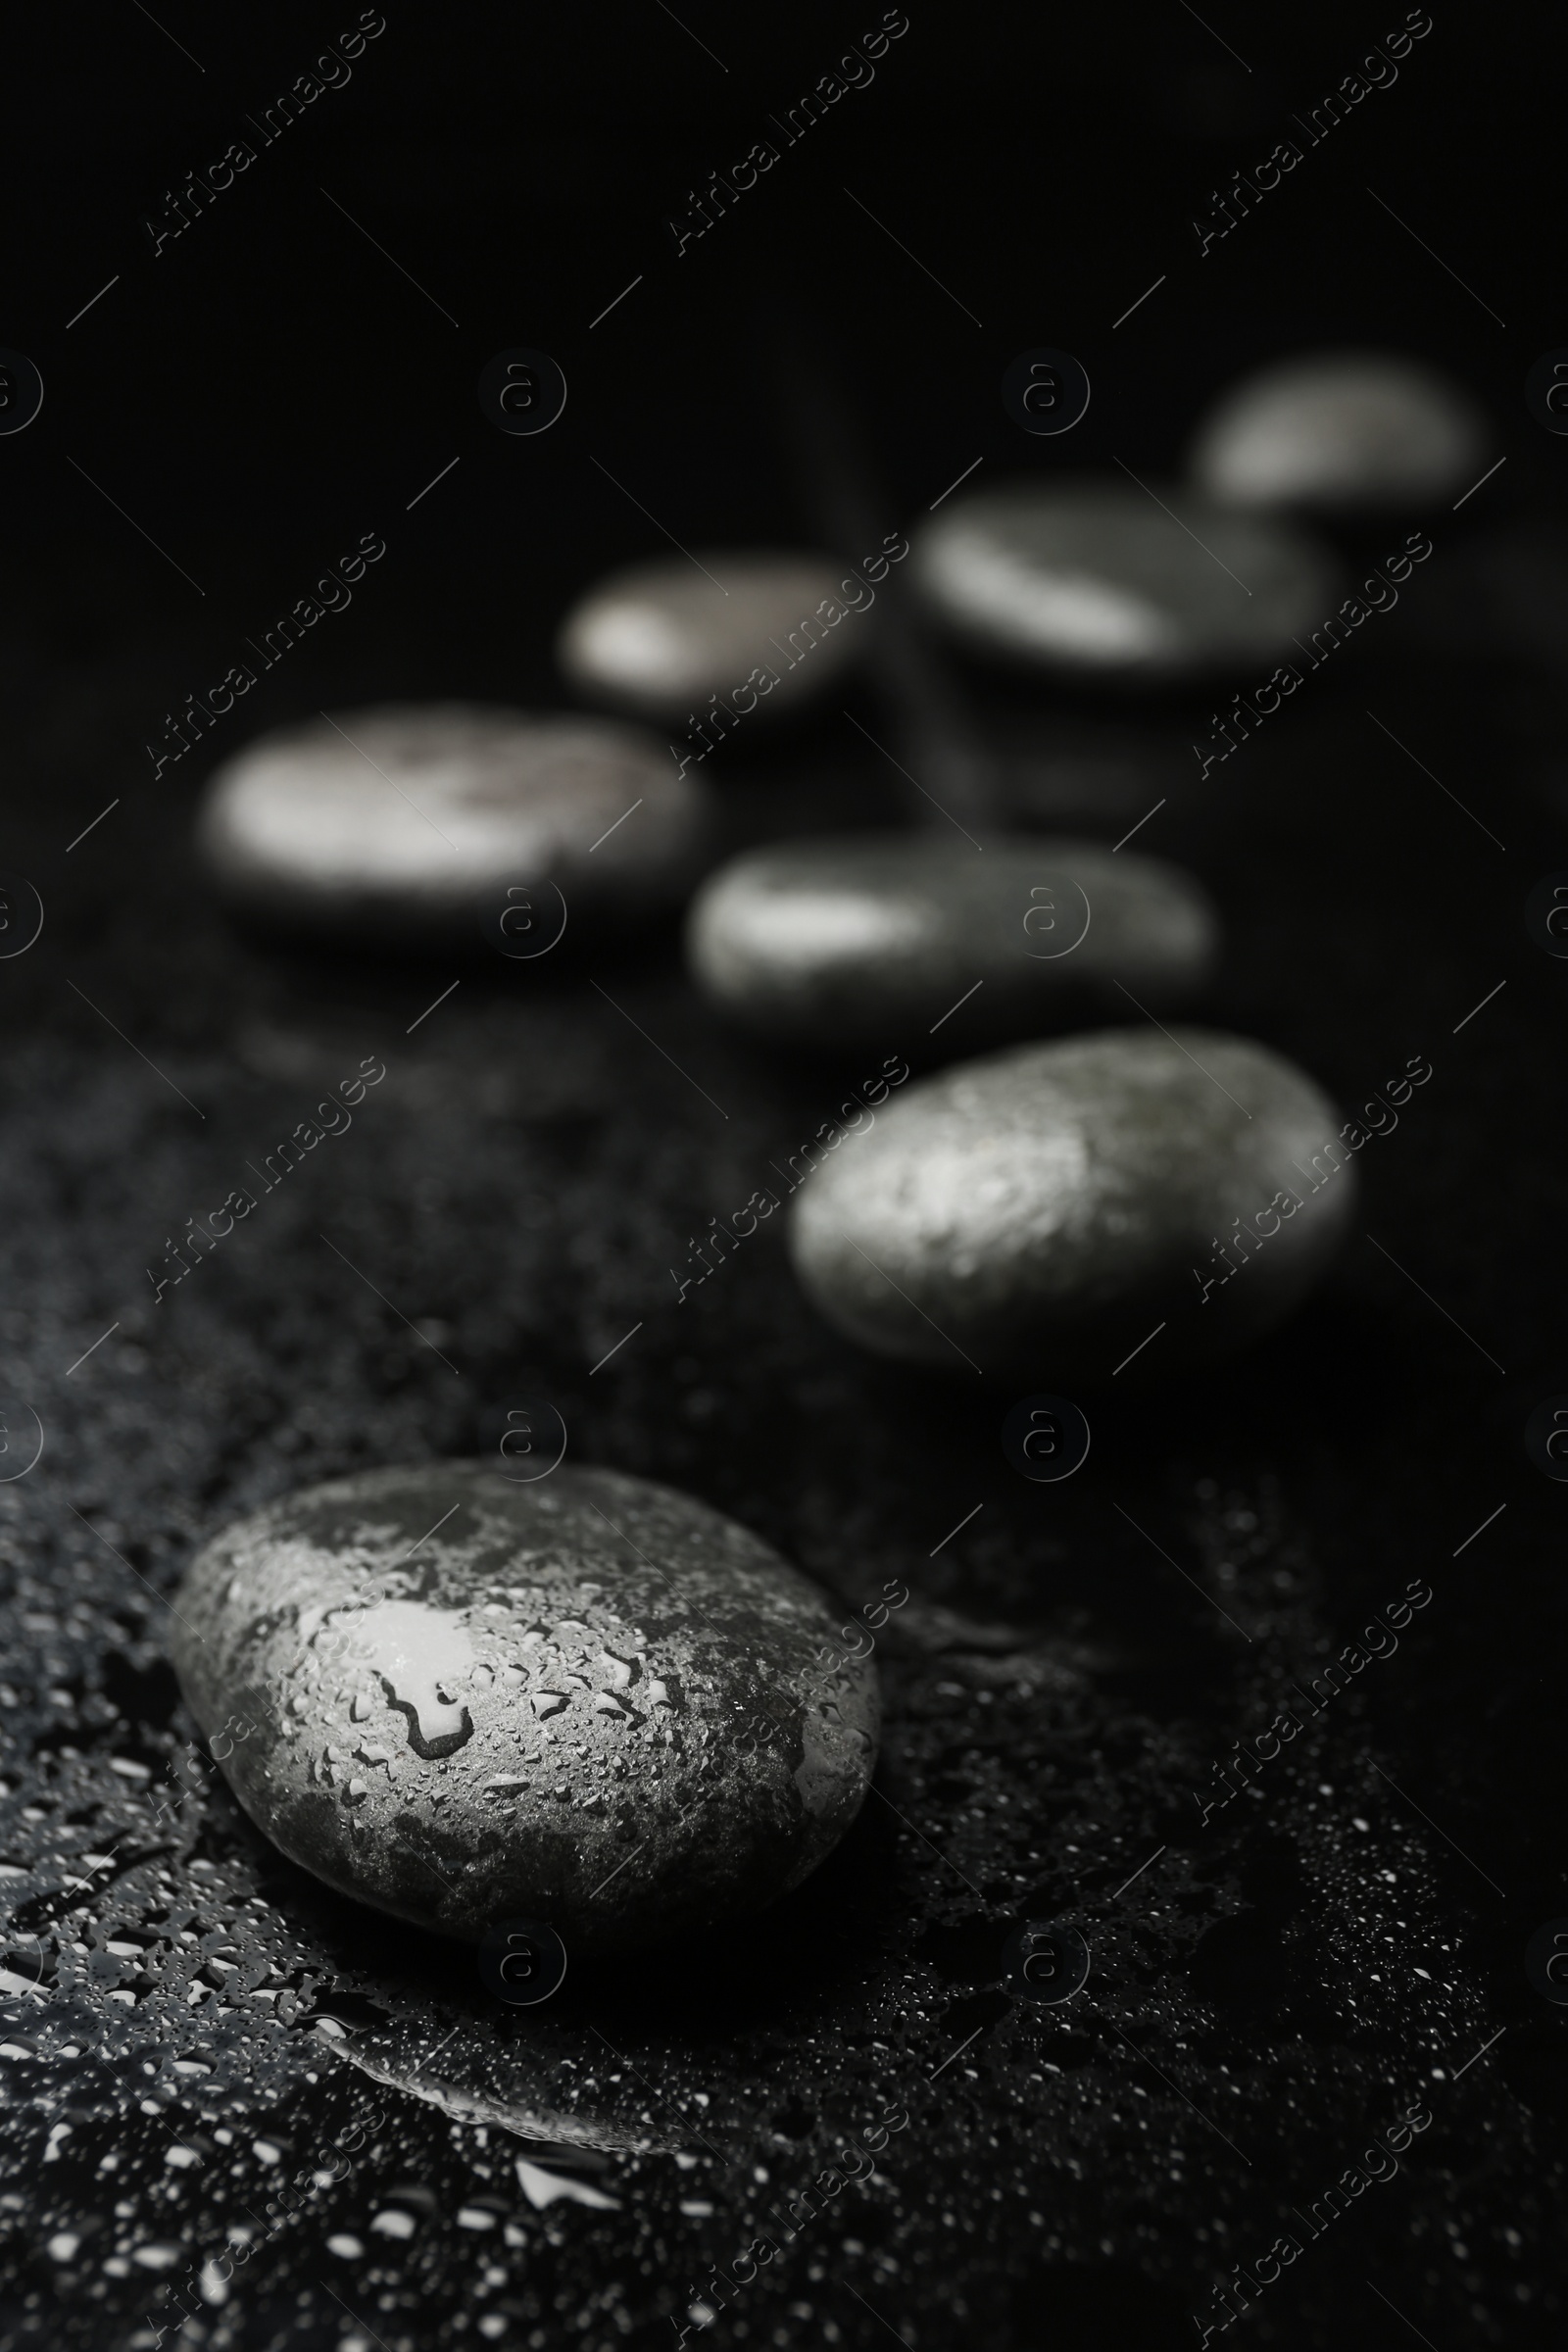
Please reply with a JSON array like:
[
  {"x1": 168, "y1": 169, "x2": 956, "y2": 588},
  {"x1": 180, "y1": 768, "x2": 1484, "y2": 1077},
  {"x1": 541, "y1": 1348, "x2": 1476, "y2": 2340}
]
[
  {"x1": 197, "y1": 705, "x2": 705, "y2": 941},
  {"x1": 910, "y1": 481, "x2": 1337, "y2": 683},
  {"x1": 169, "y1": 1463, "x2": 878, "y2": 1953},
  {"x1": 788, "y1": 1029, "x2": 1356, "y2": 1379},
  {"x1": 1189, "y1": 352, "x2": 1489, "y2": 514},
  {"x1": 685, "y1": 833, "x2": 1220, "y2": 1050},
  {"x1": 557, "y1": 551, "x2": 863, "y2": 724}
]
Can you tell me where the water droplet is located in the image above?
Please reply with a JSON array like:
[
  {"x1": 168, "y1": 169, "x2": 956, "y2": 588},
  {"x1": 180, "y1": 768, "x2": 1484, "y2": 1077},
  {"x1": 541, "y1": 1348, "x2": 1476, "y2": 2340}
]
[
  {"x1": 515, "y1": 2159, "x2": 619, "y2": 2211},
  {"x1": 317, "y1": 1600, "x2": 475, "y2": 1756}
]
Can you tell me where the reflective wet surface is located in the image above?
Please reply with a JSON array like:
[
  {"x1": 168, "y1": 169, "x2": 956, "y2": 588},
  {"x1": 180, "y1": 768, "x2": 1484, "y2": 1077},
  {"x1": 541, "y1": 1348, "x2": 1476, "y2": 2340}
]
[
  {"x1": 0, "y1": 537, "x2": 1560, "y2": 2345},
  {"x1": 2, "y1": 10, "x2": 1563, "y2": 2334}
]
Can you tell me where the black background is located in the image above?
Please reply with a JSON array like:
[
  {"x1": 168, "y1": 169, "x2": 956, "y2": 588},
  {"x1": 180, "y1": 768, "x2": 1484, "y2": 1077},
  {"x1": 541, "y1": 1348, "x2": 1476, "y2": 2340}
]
[{"x1": 2, "y1": 3, "x2": 1567, "y2": 2349}]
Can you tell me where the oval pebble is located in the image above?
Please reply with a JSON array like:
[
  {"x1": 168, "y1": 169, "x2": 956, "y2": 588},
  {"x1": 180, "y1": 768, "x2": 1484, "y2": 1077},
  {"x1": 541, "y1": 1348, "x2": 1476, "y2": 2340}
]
[
  {"x1": 557, "y1": 551, "x2": 863, "y2": 725},
  {"x1": 170, "y1": 1463, "x2": 878, "y2": 1953},
  {"x1": 196, "y1": 705, "x2": 704, "y2": 942},
  {"x1": 1189, "y1": 352, "x2": 1489, "y2": 514},
  {"x1": 685, "y1": 833, "x2": 1219, "y2": 1051},
  {"x1": 910, "y1": 480, "x2": 1336, "y2": 683},
  {"x1": 788, "y1": 1028, "x2": 1355, "y2": 1380}
]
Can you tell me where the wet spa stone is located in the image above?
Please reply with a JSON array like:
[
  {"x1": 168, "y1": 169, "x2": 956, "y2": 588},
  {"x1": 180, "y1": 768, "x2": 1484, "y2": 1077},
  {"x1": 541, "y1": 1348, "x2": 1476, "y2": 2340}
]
[
  {"x1": 787, "y1": 1028, "x2": 1356, "y2": 1380},
  {"x1": 909, "y1": 480, "x2": 1336, "y2": 684},
  {"x1": 170, "y1": 1463, "x2": 878, "y2": 1953},
  {"x1": 557, "y1": 550, "x2": 863, "y2": 724},
  {"x1": 685, "y1": 833, "x2": 1219, "y2": 1050},
  {"x1": 1189, "y1": 351, "x2": 1489, "y2": 514},
  {"x1": 196, "y1": 704, "x2": 704, "y2": 941}
]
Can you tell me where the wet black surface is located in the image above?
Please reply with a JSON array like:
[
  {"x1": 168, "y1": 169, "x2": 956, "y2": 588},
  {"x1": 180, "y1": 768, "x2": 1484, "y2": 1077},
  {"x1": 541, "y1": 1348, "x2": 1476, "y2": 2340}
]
[
  {"x1": 5, "y1": 4, "x2": 1568, "y2": 2345},
  {"x1": 0, "y1": 499, "x2": 1565, "y2": 2352}
]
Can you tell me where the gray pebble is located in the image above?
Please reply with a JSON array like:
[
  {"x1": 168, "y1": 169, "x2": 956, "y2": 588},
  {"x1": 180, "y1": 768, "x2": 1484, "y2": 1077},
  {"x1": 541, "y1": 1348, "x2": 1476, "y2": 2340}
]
[
  {"x1": 910, "y1": 480, "x2": 1336, "y2": 683},
  {"x1": 197, "y1": 705, "x2": 704, "y2": 941},
  {"x1": 557, "y1": 551, "x2": 863, "y2": 725},
  {"x1": 1190, "y1": 352, "x2": 1488, "y2": 514},
  {"x1": 170, "y1": 1463, "x2": 878, "y2": 1953},
  {"x1": 685, "y1": 833, "x2": 1219, "y2": 1050},
  {"x1": 788, "y1": 1028, "x2": 1355, "y2": 1380}
]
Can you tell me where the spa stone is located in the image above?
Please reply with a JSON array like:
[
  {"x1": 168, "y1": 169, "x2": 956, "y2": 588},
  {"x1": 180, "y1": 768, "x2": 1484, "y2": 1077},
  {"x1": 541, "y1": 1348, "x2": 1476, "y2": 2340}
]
[
  {"x1": 685, "y1": 833, "x2": 1219, "y2": 1050},
  {"x1": 910, "y1": 480, "x2": 1336, "y2": 684},
  {"x1": 788, "y1": 1028, "x2": 1355, "y2": 1380},
  {"x1": 557, "y1": 551, "x2": 864, "y2": 725},
  {"x1": 1189, "y1": 352, "x2": 1489, "y2": 514},
  {"x1": 170, "y1": 1462, "x2": 878, "y2": 1954},
  {"x1": 197, "y1": 705, "x2": 704, "y2": 942}
]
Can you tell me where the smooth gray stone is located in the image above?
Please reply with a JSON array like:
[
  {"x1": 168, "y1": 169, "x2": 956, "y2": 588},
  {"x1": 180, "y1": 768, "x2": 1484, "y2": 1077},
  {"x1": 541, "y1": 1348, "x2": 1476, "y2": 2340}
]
[
  {"x1": 1190, "y1": 352, "x2": 1488, "y2": 514},
  {"x1": 170, "y1": 1463, "x2": 878, "y2": 1954},
  {"x1": 685, "y1": 834, "x2": 1219, "y2": 1050},
  {"x1": 197, "y1": 705, "x2": 704, "y2": 940},
  {"x1": 557, "y1": 551, "x2": 863, "y2": 725},
  {"x1": 788, "y1": 1029, "x2": 1355, "y2": 1380},
  {"x1": 910, "y1": 480, "x2": 1336, "y2": 683}
]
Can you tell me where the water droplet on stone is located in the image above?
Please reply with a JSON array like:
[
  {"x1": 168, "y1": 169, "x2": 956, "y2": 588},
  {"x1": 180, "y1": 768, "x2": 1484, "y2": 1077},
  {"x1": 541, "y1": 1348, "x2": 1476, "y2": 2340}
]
[{"x1": 318, "y1": 1599, "x2": 475, "y2": 1756}]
